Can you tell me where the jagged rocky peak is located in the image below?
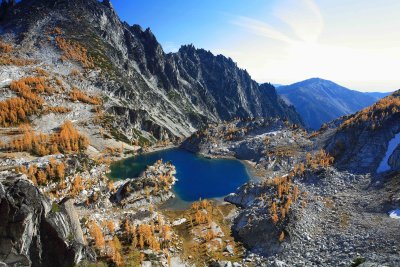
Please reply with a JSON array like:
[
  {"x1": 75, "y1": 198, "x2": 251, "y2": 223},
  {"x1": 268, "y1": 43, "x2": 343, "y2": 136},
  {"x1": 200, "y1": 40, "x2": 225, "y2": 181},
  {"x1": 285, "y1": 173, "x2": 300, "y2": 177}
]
[
  {"x1": 0, "y1": 0, "x2": 303, "y2": 143},
  {"x1": 176, "y1": 44, "x2": 237, "y2": 68},
  {"x1": 178, "y1": 44, "x2": 211, "y2": 58},
  {"x1": 102, "y1": 0, "x2": 112, "y2": 9},
  {"x1": 169, "y1": 44, "x2": 303, "y2": 124}
]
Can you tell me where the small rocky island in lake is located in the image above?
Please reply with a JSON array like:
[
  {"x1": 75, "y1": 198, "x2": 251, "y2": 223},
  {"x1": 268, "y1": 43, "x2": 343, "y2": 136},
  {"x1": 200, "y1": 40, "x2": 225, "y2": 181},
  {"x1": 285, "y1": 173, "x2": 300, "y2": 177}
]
[{"x1": 0, "y1": 0, "x2": 399, "y2": 266}]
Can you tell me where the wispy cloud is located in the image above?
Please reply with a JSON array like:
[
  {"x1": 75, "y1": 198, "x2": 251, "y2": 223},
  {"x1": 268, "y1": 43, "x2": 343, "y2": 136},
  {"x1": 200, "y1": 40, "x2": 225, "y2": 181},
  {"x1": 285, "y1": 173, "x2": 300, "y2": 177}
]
[
  {"x1": 223, "y1": 0, "x2": 400, "y2": 91},
  {"x1": 232, "y1": 16, "x2": 295, "y2": 44},
  {"x1": 274, "y1": 0, "x2": 323, "y2": 43},
  {"x1": 231, "y1": 0, "x2": 323, "y2": 44}
]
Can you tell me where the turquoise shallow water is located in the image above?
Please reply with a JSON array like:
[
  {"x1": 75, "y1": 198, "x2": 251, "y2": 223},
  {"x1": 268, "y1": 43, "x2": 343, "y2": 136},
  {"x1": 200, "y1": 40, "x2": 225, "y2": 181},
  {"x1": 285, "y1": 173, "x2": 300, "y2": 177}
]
[{"x1": 108, "y1": 148, "x2": 250, "y2": 202}]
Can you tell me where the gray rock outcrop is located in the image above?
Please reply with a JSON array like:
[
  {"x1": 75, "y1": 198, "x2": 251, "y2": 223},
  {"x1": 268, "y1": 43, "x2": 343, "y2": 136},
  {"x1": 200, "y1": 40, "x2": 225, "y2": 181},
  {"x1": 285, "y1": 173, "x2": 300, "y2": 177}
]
[
  {"x1": 325, "y1": 90, "x2": 400, "y2": 174},
  {"x1": 0, "y1": 174, "x2": 95, "y2": 266}
]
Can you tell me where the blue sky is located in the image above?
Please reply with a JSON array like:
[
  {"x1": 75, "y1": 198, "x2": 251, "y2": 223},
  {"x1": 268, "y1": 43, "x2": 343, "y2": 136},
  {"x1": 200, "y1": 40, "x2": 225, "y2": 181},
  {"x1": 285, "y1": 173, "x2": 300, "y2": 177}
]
[
  {"x1": 112, "y1": 0, "x2": 271, "y2": 52},
  {"x1": 112, "y1": 0, "x2": 400, "y2": 92}
]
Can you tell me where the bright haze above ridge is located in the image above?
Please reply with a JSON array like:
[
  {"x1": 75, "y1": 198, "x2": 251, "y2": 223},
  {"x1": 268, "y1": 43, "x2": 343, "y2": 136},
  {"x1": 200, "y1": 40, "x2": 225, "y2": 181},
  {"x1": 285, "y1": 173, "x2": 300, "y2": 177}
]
[{"x1": 113, "y1": 0, "x2": 400, "y2": 92}]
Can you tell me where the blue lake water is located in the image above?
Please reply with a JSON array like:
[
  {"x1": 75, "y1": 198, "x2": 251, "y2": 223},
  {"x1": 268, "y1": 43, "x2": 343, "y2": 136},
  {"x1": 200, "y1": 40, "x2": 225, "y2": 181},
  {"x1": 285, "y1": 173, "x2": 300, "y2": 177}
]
[{"x1": 108, "y1": 148, "x2": 250, "y2": 202}]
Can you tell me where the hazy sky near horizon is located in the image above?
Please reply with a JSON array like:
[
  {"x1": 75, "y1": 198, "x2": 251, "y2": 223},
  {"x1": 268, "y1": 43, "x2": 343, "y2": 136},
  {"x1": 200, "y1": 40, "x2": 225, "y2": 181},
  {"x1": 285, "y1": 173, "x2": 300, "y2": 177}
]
[{"x1": 113, "y1": 0, "x2": 400, "y2": 92}]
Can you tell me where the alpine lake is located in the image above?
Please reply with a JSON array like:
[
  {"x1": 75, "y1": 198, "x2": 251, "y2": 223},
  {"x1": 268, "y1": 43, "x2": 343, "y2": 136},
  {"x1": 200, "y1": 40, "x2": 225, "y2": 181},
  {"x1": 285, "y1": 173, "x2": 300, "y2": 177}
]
[{"x1": 108, "y1": 148, "x2": 252, "y2": 206}]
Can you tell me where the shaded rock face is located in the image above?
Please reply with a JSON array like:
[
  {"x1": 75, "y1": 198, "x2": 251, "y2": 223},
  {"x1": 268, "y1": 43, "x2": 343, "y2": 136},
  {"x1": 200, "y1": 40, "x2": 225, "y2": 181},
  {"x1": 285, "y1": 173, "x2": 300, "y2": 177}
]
[
  {"x1": 0, "y1": 0, "x2": 15, "y2": 21},
  {"x1": 225, "y1": 183, "x2": 284, "y2": 256},
  {"x1": 59, "y1": 198, "x2": 85, "y2": 245},
  {"x1": 389, "y1": 146, "x2": 400, "y2": 170},
  {"x1": 168, "y1": 47, "x2": 303, "y2": 124},
  {"x1": 108, "y1": 106, "x2": 182, "y2": 142},
  {"x1": 325, "y1": 91, "x2": 400, "y2": 174},
  {"x1": 0, "y1": 0, "x2": 302, "y2": 141},
  {"x1": 326, "y1": 123, "x2": 400, "y2": 174},
  {"x1": 0, "y1": 176, "x2": 95, "y2": 266}
]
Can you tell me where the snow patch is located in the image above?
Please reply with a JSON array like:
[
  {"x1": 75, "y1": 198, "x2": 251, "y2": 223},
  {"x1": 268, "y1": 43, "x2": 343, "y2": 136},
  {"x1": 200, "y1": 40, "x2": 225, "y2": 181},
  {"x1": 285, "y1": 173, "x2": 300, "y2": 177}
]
[
  {"x1": 172, "y1": 218, "x2": 187, "y2": 226},
  {"x1": 377, "y1": 133, "x2": 400, "y2": 173},
  {"x1": 253, "y1": 131, "x2": 282, "y2": 140},
  {"x1": 389, "y1": 209, "x2": 400, "y2": 219},
  {"x1": 267, "y1": 131, "x2": 281, "y2": 136}
]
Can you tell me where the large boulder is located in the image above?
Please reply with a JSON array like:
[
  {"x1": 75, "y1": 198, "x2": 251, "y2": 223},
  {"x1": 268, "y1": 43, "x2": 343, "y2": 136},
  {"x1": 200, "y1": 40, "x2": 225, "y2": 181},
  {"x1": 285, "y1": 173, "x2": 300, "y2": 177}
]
[{"x1": 0, "y1": 173, "x2": 95, "y2": 266}]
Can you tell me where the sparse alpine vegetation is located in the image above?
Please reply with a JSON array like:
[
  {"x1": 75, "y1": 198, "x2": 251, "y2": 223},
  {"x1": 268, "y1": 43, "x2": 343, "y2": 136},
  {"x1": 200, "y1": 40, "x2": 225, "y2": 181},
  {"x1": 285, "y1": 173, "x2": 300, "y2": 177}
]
[{"x1": 340, "y1": 91, "x2": 400, "y2": 130}]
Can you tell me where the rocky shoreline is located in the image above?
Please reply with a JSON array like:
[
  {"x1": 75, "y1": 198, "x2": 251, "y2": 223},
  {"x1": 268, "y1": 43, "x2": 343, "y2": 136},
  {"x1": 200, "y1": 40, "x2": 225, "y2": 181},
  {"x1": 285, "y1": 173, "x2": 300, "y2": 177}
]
[
  {"x1": 0, "y1": 157, "x2": 190, "y2": 266},
  {"x1": 181, "y1": 118, "x2": 400, "y2": 266},
  {"x1": 1, "y1": 110, "x2": 399, "y2": 266}
]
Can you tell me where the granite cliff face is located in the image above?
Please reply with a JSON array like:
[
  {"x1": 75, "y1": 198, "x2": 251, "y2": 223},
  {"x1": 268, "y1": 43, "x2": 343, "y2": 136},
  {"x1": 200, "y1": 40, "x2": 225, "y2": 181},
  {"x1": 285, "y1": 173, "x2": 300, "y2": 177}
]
[
  {"x1": 0, "y1": 0, "x2": 302, "y2": 143},
  {"x1": 168, "y1": 46, "x2": 302, "y2": 124},
  {"x1": 0, "y1": 174, "x2": 95, "y2": 266}
]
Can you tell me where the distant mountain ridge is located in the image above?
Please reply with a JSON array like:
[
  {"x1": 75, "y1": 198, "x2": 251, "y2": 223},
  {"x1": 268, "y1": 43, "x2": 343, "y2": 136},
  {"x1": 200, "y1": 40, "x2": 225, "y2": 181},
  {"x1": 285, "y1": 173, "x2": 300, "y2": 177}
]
[
  {"x1": 277, "y1": 78, "x2": 389, "y2": 129},
  {"x1": 365, "y1": 91, "x2": 391, "y2": 99}
]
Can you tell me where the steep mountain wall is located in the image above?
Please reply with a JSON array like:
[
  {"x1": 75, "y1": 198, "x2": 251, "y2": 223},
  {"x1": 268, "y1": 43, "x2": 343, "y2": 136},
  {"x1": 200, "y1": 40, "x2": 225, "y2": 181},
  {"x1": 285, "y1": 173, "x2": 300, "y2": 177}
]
[{"x1": 0, "y1": 0, "x2": 302, "y2": 142}]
